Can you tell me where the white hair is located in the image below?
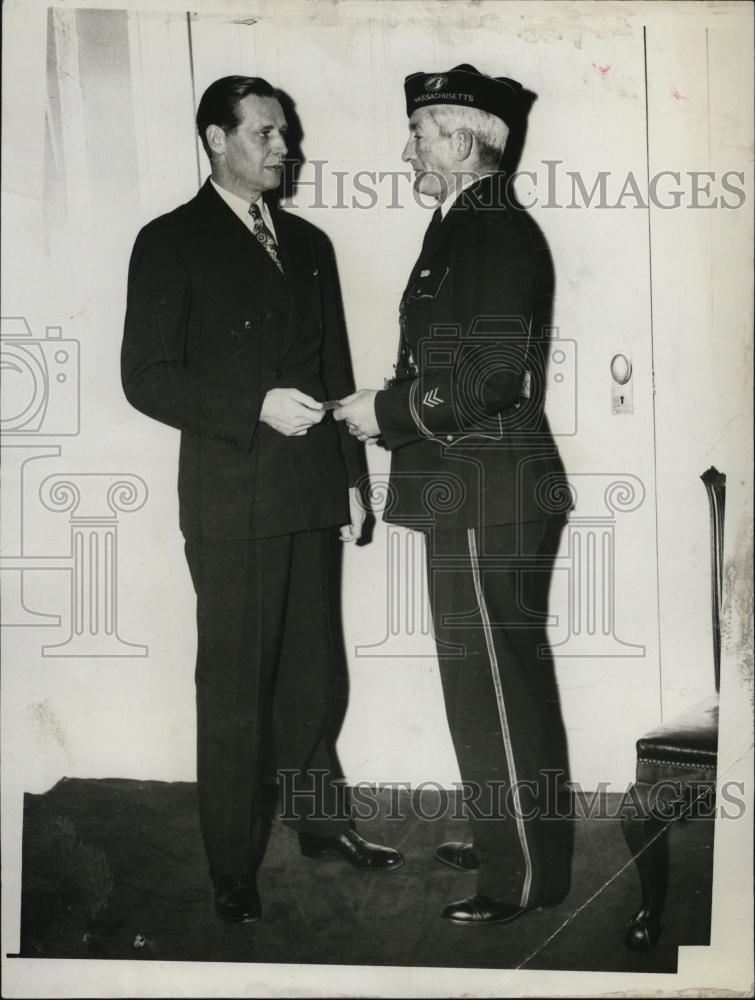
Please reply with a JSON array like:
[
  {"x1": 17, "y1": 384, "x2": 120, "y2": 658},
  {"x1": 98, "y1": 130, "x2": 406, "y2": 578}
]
[{"x1": 428, "y1": 105, "x2": 509, "y2": 169}]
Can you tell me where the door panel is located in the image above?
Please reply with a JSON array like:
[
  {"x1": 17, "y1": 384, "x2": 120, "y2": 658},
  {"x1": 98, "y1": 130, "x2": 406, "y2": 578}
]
[{"x1": 521, "y1": 24, "x2": 661, "y2": 788}]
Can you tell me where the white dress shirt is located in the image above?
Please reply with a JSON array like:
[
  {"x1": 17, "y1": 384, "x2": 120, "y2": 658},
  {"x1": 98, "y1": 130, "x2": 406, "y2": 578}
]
[{"x1": 210, "y1": 178, "x2": 278, "y2": 241}]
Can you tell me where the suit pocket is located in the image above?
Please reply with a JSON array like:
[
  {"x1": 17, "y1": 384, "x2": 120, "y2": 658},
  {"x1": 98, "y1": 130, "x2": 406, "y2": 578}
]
[{"x1": 409, "y1": 265, "x2": 450, "y2": 300}]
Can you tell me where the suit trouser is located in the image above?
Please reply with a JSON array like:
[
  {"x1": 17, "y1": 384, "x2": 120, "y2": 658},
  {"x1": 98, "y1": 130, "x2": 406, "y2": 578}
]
[
  {"x1": 426, "y1": 517, "x2": 571, "y2": 906},
  {"x1": 184, "y1": 528, "x2": 350, "y2": 876}
]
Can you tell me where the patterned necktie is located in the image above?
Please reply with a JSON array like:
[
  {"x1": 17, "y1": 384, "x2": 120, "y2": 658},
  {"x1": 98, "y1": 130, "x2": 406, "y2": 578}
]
[{"x1": 248, "y1": 202, "x2": 284, "y2": 274}]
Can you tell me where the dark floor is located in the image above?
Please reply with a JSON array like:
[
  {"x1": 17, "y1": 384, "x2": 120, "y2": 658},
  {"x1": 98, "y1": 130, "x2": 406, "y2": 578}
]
[{"x1": 13, "y1": 778, "x2": 713, "y2": 972}]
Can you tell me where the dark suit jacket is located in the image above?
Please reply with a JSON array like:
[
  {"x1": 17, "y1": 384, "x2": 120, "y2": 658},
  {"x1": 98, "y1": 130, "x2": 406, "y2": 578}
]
[
  {"x1": 375, "y1": 174, "x2": 568, "y2": 531},
  {"x1": 122, "y1": 179, "x2": 362, "y2": 539}
]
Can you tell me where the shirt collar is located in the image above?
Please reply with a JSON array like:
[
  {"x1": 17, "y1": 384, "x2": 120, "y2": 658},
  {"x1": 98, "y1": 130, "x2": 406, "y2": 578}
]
[{"x1": 210, "y1": 178, "x2": 276, "y2": 232}]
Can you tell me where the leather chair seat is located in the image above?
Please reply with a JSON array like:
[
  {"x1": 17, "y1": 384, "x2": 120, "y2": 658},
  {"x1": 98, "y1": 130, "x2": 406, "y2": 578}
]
[{"x1": 636, "y1": 694, "x2": 718, "y2": 784}]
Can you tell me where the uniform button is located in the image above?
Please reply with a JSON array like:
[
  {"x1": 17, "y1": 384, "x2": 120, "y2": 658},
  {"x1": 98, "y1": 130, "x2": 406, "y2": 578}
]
[
  {"x1": 446, "y1": 435, "x2": 453, "y2": 442},
  {"x1": 244, "y1": 320, "x2": 253, "y2": 330}
]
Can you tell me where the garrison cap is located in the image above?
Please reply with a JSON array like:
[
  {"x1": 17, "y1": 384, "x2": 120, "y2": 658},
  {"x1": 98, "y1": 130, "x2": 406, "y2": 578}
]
[{"x1": 404, "y1": 63, "x2": 523, "y2": 127}]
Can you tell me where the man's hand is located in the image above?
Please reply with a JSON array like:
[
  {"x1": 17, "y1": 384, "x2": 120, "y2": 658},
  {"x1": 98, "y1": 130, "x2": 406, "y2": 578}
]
[
  {"x1": 339, "y1": 486, "x2": 366, "y2": 543},
  {"x1": 333, "y1": 390, "x2": 380, "y2": 442},
  {"x1": 260, "y1": 388, "x2": 324, "y2": 437}
]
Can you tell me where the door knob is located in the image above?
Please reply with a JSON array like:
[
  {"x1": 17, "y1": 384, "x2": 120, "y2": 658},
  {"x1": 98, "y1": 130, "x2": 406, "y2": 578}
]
[
  {"x1": 610, "y1": 353, "x2": 632, "y2": 385},
  {"x1": 610, "y1": 352, "x2": 633, "y2": 414}
]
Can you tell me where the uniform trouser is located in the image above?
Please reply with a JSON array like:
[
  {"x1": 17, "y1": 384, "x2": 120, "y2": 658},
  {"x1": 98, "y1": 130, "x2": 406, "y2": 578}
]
[
  {"x1": 184, "y1": 528, "x2": 351, "y2": 876},
  {"x1": 426, "y1": 517, "x2": 572, "y2": 906}
]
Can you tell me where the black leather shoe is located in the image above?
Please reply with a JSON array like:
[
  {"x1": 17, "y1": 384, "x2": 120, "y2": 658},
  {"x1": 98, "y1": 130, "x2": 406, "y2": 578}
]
[
  {"x1": 442, "y1": 893, "x2": 561, "y2": 926},
  {"x1": 623, "y1": 906, "x2": 661, "y2": 951},
  {"x1": 434, "y1": 841, "x2": 479, "y2": 872},
  {"x1": 298, "y1": 829, "x2": 404, "y2": 871},
  {"x1": 211, "y1": 873, "x2": 261, "y2": 923}
]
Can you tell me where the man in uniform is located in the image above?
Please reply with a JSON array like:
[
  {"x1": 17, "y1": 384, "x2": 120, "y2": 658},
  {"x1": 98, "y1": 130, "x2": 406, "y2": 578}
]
[
  {"x1": 335, "y1": 64, "x2": 571, "y2": 926},
  {"x1": 122, "y1": 75, "x2": 402, "y2": 925}
]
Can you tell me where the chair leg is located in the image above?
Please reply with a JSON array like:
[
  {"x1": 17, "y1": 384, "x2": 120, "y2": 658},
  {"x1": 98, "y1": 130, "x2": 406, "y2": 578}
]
[{"x1": 621, "y1": 808, "x2": 670, "y2": 950}]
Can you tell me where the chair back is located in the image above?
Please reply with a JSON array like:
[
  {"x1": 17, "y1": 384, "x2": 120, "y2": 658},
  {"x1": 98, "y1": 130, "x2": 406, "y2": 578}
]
[{"x1": 700, "y1": 466, "x2": 726, "y2": 692}]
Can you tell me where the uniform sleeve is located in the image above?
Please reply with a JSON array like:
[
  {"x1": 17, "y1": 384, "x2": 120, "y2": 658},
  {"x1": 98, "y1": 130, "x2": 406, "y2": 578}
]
[
  {"x1": 375, "y1": 215, "x2": 537, "y2": 451},
  {"x1": 121, "y1": 223, "x2": 262, "y2": 449},
  {"x1": 317, "y1": 234, "x2": 367, "y2": 487}
]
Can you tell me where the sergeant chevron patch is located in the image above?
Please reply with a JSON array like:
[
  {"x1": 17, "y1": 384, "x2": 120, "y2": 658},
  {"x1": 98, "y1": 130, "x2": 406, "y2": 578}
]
[{"x1": 423, "y1": 388, "x2": 444, "y2": 407}]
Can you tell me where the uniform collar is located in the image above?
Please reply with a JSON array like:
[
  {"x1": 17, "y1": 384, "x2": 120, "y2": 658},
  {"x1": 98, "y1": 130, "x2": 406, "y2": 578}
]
[{"x1": 438, "y1": 172, "x2": 494, "y2": 218}]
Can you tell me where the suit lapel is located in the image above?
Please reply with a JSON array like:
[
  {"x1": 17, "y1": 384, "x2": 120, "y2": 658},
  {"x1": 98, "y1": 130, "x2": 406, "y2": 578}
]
[
  {"x1": 194, "y1": 180, "x2": 269, "y2": 282},
  {"x1": 404, "y1": 211, "x2": 457, "y2": 298},
  {"x1": 269, "y1": 203, "x2": 315, "y2": 360},
  {"x1": 192, "y1": 182, "x2": 313, "y2": 363},
  {"x1": 415, "y1": 214, "x2": 455, "y2": 274}
]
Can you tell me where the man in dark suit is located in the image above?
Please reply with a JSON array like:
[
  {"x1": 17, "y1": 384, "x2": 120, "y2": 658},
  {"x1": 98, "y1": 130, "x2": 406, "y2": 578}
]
[
  {"x1": 336, "y1": 65, "x2": 571, "y2": 926},
  {"x1": 122, "y1": 75, "x2": 402, "y2": 925}
]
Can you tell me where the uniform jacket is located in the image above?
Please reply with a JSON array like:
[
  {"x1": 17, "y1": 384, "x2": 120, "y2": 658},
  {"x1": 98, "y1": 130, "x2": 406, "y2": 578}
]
[
  {"x1": 375, "y1": 173, "x2": 569, "y2": 531},
  {"x1": 122, "y1": 179, "x2": 362, "y2": 539}
]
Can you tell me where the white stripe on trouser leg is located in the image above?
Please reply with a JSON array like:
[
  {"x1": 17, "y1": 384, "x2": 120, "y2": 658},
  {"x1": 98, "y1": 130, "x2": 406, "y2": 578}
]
[{"x1": 467, "y1": 527, "x2": 533, "y2": 908}]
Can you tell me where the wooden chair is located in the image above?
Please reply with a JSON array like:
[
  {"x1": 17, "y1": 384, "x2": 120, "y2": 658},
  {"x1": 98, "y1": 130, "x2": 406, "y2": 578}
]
[{"x1": 621, "y1": 466, "x2": 725, "y2": 951}]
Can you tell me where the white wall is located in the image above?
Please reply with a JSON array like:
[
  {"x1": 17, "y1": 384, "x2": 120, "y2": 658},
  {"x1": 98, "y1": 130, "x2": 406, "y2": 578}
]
[
  {"x1": 2, "y1": 0, "x2": 752, "y2": 810},
  {"x1": 646, "y1": 15, "x2": 753, "y2": 718}
]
